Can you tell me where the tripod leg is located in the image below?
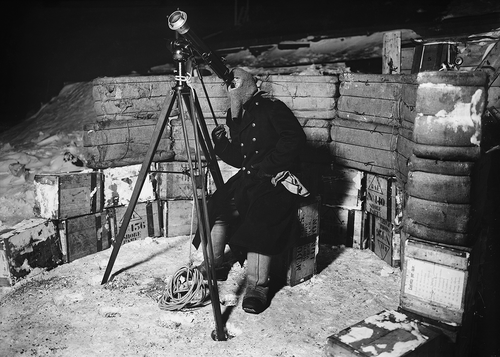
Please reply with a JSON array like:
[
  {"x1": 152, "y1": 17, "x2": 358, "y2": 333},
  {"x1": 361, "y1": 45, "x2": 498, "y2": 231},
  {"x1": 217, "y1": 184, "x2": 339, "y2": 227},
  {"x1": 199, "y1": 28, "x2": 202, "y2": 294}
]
[
  {"x1": 184, "y1": 89, "x2": 225, "y2": 189},
  {"x1": 101, "y1": 90, "x2": 177, "y2": 285},
  {"x1": 180, "y1": 88, "x2": 227, "y2": 341}
]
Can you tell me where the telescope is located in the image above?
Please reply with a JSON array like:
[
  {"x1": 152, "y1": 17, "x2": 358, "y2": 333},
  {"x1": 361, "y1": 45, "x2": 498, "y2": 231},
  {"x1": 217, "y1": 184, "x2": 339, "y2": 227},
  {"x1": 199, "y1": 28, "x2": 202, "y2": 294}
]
[{"x1": 168, "y1": 10, "x2": 233, "y2": 88}]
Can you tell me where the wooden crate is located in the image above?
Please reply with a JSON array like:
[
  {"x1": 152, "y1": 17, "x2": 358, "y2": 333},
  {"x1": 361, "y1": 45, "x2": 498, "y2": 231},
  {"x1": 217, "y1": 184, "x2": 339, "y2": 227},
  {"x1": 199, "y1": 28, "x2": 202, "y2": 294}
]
[
  {"x1": 58, "y1": 212, "x2": 110, "y2": 263},
  {"x1": 155, "y1": 161, "x2": 208, "y2": 200},
  {"x1": 272, "y1": 196, "x2": 320, "y2": 287},
  {"x1": 108, "y1": 201, "x2": 161, "y2": 245},
  {"x1": 321, "y1": 165, "x2": 363, "y2": 210},
  {"x1": 365, "y1": 173, "x2": 403, "y2": 223},
  {"x1": 33, "y1": 171, "x2": 104, "y2": 220},
  {"x1": 325, "y1": 309, "x2": 447, "y2": 357},
  {"x1": 320, "y1": 204, "x2": 364, "y2": 249},
  {"x1": 400, "y1": 238, "x2": 471, "y2": 325},
  {"x1": 102, "y1": 164, "x2": 156, "y2": 208},
  {"x1": 0, "y1": 219, "x2": 62, "y2": 286},
  {"x1": 366, "y1": 213, "x2": 401, "y2": 267},
  {"x1": 161, "y1": 199, "x2": 197, "y2": 238}
]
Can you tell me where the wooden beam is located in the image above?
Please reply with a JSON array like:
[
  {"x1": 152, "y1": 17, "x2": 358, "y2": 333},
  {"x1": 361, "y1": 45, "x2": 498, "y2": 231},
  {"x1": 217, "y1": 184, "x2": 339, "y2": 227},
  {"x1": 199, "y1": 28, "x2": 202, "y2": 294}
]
[{"x1": 383, "y1": 31, "x2": 401, "y2": 74}]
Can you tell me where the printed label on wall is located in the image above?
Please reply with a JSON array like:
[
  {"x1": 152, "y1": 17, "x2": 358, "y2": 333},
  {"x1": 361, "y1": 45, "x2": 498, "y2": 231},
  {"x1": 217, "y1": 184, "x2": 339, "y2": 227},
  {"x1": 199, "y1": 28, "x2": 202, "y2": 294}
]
[{"x1": 404, "y1": 257, "x2": 465, "y2": 310}]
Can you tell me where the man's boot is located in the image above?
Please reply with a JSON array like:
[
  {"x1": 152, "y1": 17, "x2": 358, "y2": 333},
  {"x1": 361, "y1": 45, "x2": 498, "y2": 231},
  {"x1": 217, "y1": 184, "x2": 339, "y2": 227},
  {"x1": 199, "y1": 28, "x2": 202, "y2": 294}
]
[
  {"x1": 242, "y1": 252, "x2": 271, "y2": 314},
  {"x1": 197, "y1": 219, "x2": 230, "y2": 281}
]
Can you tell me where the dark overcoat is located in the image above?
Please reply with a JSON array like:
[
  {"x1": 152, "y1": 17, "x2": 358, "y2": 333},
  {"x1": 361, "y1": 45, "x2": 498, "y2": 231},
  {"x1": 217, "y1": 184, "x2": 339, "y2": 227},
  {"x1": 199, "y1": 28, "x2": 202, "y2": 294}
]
[{"x1": 208, "y1": 92, "x2": 306, "y2": 255}]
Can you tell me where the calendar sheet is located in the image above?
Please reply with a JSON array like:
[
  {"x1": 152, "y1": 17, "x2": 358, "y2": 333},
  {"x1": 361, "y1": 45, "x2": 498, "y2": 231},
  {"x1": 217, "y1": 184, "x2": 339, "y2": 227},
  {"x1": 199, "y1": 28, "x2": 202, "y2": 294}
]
[{"x1": 404, "y1": 257, "x2": 465, "y2": 310}]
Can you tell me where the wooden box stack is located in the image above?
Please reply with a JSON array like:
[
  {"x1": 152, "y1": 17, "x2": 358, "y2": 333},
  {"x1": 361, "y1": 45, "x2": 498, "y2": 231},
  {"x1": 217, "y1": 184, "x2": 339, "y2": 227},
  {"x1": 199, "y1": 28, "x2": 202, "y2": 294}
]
[
  {"x1": 319, "y1": 164, "x2": 364, "y2": 248},
  {"x1": 365, "y1": 173, "x2": 404, "y2": 267},
  {"x1": 33, "y1": 171, "x2": 112, "y2": 265},
  {"x1": 272, "y1": 196, "x2": 320, "y2": 287}
]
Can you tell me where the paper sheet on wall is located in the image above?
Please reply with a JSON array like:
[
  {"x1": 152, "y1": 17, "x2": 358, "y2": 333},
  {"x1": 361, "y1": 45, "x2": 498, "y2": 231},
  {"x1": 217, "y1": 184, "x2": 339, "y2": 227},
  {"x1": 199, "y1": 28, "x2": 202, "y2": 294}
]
[{"x1": 404, "y1": 257, "x2": 465, "y2": 310}]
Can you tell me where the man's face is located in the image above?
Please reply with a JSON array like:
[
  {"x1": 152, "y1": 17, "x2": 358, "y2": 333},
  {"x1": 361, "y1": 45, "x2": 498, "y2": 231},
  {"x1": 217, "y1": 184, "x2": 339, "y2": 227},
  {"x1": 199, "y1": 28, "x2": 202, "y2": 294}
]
[{"x1": 229, "y1": 76, "x2": 243, "y2": 91}]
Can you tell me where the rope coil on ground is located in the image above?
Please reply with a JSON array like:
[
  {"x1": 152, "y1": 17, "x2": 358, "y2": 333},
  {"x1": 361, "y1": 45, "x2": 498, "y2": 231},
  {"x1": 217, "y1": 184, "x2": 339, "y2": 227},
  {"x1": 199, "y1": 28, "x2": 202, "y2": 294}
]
[{"x1": 158, "y1": 265, "x2": 210, "y2": 311}]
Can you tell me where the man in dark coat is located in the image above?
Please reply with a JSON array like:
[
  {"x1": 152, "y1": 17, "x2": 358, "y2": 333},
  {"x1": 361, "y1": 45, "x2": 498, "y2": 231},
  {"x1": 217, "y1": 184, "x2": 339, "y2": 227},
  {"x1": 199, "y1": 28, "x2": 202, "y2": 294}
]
[{"x1": 204, "y1": 67, "x2": 307, "y2": 314}]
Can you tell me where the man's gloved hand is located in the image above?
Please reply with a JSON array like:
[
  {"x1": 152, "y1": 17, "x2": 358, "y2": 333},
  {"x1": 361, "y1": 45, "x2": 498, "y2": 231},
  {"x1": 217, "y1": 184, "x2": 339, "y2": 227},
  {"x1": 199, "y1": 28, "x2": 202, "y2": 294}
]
[{"x1": 211, "y1": 124, "x2": 227, "y2": 145}]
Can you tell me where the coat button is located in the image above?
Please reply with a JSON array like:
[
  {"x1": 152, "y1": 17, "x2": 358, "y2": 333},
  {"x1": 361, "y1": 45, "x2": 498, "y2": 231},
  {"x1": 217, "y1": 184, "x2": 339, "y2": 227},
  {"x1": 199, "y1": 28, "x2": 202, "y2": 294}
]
[
  {"x1": 255, "y1": 150, "x2": 259, "y2": 154},
  {"x1": 242, "y1": 166, "x2": 246, "y2": 170},
  {"x1": 252, "y1": 123, "x2": 256, "y2": 127},
  {"x1": 243, "y1": 155, "x2": 247, "y2": 159},
  {"x1": 247, "y1": 170, "x2": 251, "y2": 174},
  {"x1": 240, "y1": 143, "x2": 244, "y2": 146},
  {"x1": 252, "y1": 138, "x2": 256, "y2": 142}
]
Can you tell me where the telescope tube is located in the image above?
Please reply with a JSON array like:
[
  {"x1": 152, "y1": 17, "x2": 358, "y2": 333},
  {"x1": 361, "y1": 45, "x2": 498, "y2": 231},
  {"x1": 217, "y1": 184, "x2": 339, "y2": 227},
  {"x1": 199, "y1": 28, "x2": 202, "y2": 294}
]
[{"x1": 168, "y1": 10, "x2": 233, "y2": 87}]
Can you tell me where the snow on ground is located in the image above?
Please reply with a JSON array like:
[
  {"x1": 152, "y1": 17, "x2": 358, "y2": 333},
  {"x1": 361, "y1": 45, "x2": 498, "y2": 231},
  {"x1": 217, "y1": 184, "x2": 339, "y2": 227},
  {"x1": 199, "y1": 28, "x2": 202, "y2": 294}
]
[{"x1": 0, "y1": 82, "x2": 96, "y2": 229}]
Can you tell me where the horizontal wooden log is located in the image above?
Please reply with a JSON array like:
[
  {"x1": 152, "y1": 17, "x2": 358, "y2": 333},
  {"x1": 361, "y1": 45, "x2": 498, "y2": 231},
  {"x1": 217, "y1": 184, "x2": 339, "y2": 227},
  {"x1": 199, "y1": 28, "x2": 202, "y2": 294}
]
[
  {"x1": 328, "y1": 141, "x2": 394, "y2": 177},
  {"x1": 405, "y1": 195, "x2": 470, "y2": 233},
  {"x1": 83, "y1": 144, "x2": 174, "y2": 169},
  {"x1": 336, "y1": 111, "x2": 407, "y2": 128},
  {"x1": 92, "y1": 75, "x2": 176, "y2": 101},
  {"x1": 408, "y1": 155, "x2": 474, "y2": 176},
  {"x1": 340, "y1": 80, "x2": 417, "y2": 103},
  {"x1": 330, "y1": 119, "x2": 398, "y2": 151},
  {"x1": 413, "y1": 143, "x2": 481, "y2": 161},
  {"x1": 337, "y1": 96, "x2": 398, "y2": 119},
  {"x1": 403, "y1": 218, "x2": 469, "y2": 246},
  {"x1": 407, "y1": 171, "x2": 471, "y2": 203},
  {"x1": 340, "y1": 73, "x2": 418, "y2": 84},
  {"x1": 260, "y1": 76, "x2": 339, "y2": 98},
  {"x1": 83, "y1": 119, "x2": 171, "y2": 146}
]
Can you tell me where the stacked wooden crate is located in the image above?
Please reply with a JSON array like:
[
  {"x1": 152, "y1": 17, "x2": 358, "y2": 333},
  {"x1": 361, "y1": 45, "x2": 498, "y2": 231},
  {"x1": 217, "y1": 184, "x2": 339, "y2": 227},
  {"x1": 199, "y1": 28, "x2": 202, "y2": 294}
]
[
  {"x1": 317, "y1": 163, "x2": 364, "y2": 248},
  {"x1": 364, "y1": 173, "x2": 405, "y2": 267}
]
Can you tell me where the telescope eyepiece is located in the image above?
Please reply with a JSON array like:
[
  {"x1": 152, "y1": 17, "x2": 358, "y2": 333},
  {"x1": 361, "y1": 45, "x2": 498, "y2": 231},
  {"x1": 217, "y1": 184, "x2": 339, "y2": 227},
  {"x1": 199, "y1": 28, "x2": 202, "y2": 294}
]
[{"x1": 168, "y1": 10, "x2": 190, "y2": 35}]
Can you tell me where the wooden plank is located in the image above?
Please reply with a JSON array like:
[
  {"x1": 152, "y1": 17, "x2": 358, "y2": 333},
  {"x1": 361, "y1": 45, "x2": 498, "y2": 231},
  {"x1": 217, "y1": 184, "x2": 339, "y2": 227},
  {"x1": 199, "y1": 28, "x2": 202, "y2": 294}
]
[{"x1": 383, "y1": 31, "x2": 401, "y2": 74}]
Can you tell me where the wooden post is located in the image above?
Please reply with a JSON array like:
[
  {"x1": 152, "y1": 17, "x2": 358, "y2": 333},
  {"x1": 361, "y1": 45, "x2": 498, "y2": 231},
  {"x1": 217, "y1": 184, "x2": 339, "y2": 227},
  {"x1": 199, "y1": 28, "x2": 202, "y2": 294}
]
[{"x1": 383, "y1": 31, "x2": 401, "y2": 74}]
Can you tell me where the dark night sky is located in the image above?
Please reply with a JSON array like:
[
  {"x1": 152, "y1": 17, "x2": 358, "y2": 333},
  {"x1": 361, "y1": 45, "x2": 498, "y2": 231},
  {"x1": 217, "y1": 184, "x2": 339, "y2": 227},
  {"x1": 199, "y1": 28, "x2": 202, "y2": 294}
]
[{"x1": 1, "y1": 0, "x2": 498, "y2": 132}]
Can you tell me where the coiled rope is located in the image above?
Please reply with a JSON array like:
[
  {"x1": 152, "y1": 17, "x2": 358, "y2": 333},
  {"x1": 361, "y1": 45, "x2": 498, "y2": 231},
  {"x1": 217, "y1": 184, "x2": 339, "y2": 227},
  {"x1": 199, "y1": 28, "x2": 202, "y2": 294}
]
[{"x1": 158, "y1": 265, "x2": 210, "y2": 311}]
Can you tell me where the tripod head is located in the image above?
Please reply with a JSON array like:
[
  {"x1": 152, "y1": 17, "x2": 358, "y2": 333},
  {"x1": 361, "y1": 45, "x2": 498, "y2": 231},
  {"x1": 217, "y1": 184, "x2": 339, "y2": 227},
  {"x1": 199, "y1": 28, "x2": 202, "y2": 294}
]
[{"x1": 168, "y1": 10, "x2": 233, "y2": 88}]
